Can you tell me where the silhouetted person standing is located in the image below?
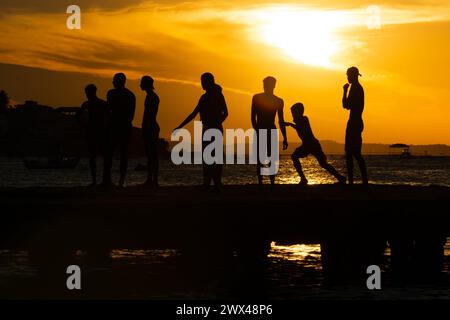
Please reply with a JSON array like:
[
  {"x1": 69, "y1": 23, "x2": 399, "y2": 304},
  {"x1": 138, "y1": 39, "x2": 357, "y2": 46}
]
[
  {"x1": 140, "y1": 76, "x2": 160, "y2": 188},
  {"x1": 251, "y1": 76, "x2": 288, "y2": 186},
  {"x1": 285, "y1": 103, "x2": 346, "y2": 185},
  {"x1": 76, "y1": 84, "x2": 108, "y2": 186},
  {"x1": 104, "y1": 73, "x2": 136, "y2": 187},
  {"x1": 175, "y1": 73, "x2": 228, "y2": 191},
  {"x1": 342, "y1": 67, "x2": 368, "y2": 186}
]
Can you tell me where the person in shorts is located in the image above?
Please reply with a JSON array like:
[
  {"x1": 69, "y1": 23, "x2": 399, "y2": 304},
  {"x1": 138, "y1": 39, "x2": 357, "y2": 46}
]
[{"x1": 285, "y1": 103, "x2": 346, "y2": 186}]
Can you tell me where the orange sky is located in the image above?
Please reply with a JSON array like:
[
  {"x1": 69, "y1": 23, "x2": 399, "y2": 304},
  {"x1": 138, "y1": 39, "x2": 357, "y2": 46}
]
[{"x1": 0, "y1": 0, "x2": 449, "y2": 145}]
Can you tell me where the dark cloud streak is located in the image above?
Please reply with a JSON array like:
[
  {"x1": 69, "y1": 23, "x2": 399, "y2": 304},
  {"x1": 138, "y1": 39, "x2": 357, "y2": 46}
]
[
  {"x1": 1, "y1": 0, "x2": 446, "y2": 14},
  {"x1": 0, "y1": 0, "x2": 146, "y2": 13}
]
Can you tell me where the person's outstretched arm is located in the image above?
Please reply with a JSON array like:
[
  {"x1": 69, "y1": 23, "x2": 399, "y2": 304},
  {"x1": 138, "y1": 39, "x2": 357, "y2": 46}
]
[
  {"x1": 219, "y1": 93, "x2": 228, "y2": 124},
  {"x1": 129, "y1": 93, "x2": 136, "y2": 123},
  {"x1": 251, "y1": 96, "x2": 258, "y2": 130},
  {"x1": 342, "y1": 83, "x2": 350, "y2": 110},
  {"x1": 284, "y1": 122, "x2": 295, "y2": 128},
  {"x1": 277, "y1": 100, "x2": 288, "y2": 150},
  {"x1": 175, "y1": 103, "x2": 200, "y2": 130}
]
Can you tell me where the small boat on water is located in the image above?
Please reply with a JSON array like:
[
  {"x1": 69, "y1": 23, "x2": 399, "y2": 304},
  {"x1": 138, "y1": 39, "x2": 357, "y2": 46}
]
[
  {"x1": 390, "y1": 143, "x2": 413, "y2": 159},
  {"x1": 23, "y1": 157, "x2": 80, "y2": 170}
]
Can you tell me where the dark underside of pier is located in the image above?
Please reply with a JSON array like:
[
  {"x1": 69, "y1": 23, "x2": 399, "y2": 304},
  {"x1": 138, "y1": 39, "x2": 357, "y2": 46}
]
[{"x1": 1, "y1": 184, "x2": 448, "y2": 250}]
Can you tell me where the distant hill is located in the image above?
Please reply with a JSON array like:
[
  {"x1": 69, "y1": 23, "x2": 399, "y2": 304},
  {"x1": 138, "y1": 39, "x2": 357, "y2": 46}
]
[
  {"x1": 167, "y1": 140, "x2": 450, "y2": 157},
  {"x1": 281, "y1": 140, "x2": 450, "y2": 156},
  {"x1": 317, "y1": 140, "x2": 450, "y2": 156},
  {"x1": 1, "y1": 101, "x2": 448, "y2": 157},
  {"x1": 0, "y1": 101, "x2": 169, "y2": 158}
]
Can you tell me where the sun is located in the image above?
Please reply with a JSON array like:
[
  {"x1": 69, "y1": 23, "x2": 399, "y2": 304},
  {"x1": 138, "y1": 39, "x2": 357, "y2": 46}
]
[{"x1": 255, "y1": 7, "x2": 344, "y2": 67}]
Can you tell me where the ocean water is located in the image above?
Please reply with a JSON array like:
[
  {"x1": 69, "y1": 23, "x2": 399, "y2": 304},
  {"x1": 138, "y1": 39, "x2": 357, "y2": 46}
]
[
  {"x1": 0, "y1": 155, "x2": 449, "y2": 187},
  {"x1": 0, "y1": 155, "x2": 449, "y2": 299},
  {"x1": 0, "y1": 241, "x2": 449, "y2": 299}
]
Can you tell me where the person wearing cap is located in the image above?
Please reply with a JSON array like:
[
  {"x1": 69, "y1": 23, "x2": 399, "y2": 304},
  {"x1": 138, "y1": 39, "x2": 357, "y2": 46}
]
[
  {"x1": 342, "y1": 66, "x2": 368, "y2": 186},
  {"x1": 140, "y1": 75, "x2": 160, "y2": 188}
]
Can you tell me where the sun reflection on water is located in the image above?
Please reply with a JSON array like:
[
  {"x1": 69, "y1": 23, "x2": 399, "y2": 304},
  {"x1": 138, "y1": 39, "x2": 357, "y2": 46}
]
[
  {"x1": 269, "y1": 242, "x2": 322, "y2": 270},
  {"x1": 110, "y1": 249, "x2": 178, "y2": 262}
]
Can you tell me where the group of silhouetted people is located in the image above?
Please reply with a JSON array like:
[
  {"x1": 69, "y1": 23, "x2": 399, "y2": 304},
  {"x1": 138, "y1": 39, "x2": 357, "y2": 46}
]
[
  {"x1": 77, "y1": 73, "x2": 160, "y2": 188},
  {"x1": 250, "y1": 66, "x2": 367, "y2": 188},
  {"x1": 77, "y1": 67, "x2": 368, "y2": 189}
]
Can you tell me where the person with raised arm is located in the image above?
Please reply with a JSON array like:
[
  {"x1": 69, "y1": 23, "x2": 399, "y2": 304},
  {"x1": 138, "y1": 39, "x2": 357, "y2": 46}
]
[
  {"x1": 174, "y1": 73, "x2": 228, "y2": 191},
  {"x1": 342, "y1": 66, "x2": 368, "y2": 186}
]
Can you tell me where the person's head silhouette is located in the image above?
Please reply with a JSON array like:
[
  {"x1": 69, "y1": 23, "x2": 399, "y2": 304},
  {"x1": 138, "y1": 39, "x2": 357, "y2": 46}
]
[
  {"x1": 113, "y1": 73, "x2": 127, "y2": 89},
  {"x1": 263, "y1": 76, "x2": 277, "y2": 94},
  {"x1": 291, "y1": 103, "x2": 304, "y2": 122},
  {"x1": 347, "y1": 67, "x2": 361, "y2": 84},
  {"x1": 140, "y1": 76, "x2": 155, "y2": 91},
  {"x1": 201, "y1": 72, "x2": 215, "y2": 91},
  {"x1": 85, "y1": 84, "x2": 97, "y2": 100}
]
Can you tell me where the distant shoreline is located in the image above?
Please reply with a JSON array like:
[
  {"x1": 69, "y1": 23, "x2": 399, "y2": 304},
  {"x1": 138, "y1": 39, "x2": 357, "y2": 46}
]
[{"x1": 1, "y1": 154, "x2": 449, "y2": 159}]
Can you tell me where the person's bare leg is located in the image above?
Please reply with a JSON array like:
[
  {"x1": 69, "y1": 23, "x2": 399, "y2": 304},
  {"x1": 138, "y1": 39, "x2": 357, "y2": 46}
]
[
  {"x1": 257, "y1": 162, "x2": 263, "y2": 186},
  {"x1": 318, "y1": 159, "x2": 346, "y2": 184},
  {"x1": 144, "y1": 138, "x2": 159, "y2": 188},
  {"x1": 101, "y1": 135, "x2": 114, "y2": 186},
  {"x1": 119, "y1": 142, "x2": 128, "y2": 188},
  {"x1": 292, "y1": 155, "x2": 308, "y2": 185},
  {"x1": 152, "y1": 151, "x2": 159, "y2": 188},
  {"x1": 270, "y1": 175, "x2": 276, "y2": 185},
  {"x1": 355, "y1": 153, "x2": 368, "y2": 185},
  {"x1": 89, "y1": 155, "x2": 97, "y2": 186},
  {"x1": 212, "y1": 164, "x2": 223, "y2": 192},
  {"x1": 144, "y1": 141, "x2": 153, "y2": 186},
  {"x1": 346, "y1": 153, "x2": 354, "y2": 185}
]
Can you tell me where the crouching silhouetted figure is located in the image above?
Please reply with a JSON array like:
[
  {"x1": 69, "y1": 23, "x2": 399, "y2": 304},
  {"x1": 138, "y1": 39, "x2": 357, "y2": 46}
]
[{"x1": 285, "y1": 103, "x2": 346, "y2": 186}]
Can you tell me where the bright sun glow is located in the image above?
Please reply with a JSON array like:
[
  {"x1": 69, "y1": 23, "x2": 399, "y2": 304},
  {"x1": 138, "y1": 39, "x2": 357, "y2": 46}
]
[{"x1": 255, "y1": 8, "x2": 345, "y2": 67}]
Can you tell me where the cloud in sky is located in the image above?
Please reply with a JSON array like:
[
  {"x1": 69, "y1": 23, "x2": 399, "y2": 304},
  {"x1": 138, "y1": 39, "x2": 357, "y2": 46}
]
[
  {"x1": 1, "y1": 0, "x2": 450, "y2": 11},
  {"x1": 1, "y1": 1, "x2": 450, "y2": 144},
  {"x1": 1, "y1": 1, "x2": 449, "y2": 78},
  {"x1": 0, "y1": 0, "x2": 146, "y2": 13}
]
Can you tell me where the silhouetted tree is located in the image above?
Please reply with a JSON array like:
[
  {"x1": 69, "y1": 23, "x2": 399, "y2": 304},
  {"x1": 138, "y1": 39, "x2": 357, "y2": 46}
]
[{"x1": 0, "y1": 90, "x2": 9, "y2": 113}]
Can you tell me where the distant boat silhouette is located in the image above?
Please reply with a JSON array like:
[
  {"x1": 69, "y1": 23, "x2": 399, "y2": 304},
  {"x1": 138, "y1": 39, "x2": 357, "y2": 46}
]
[
  {"x1": 23, "y1": 157, "x2": 80, "y2": 170},
  {"x1": 390, "y1": 143, "x2": 412, "y2": 159}
]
